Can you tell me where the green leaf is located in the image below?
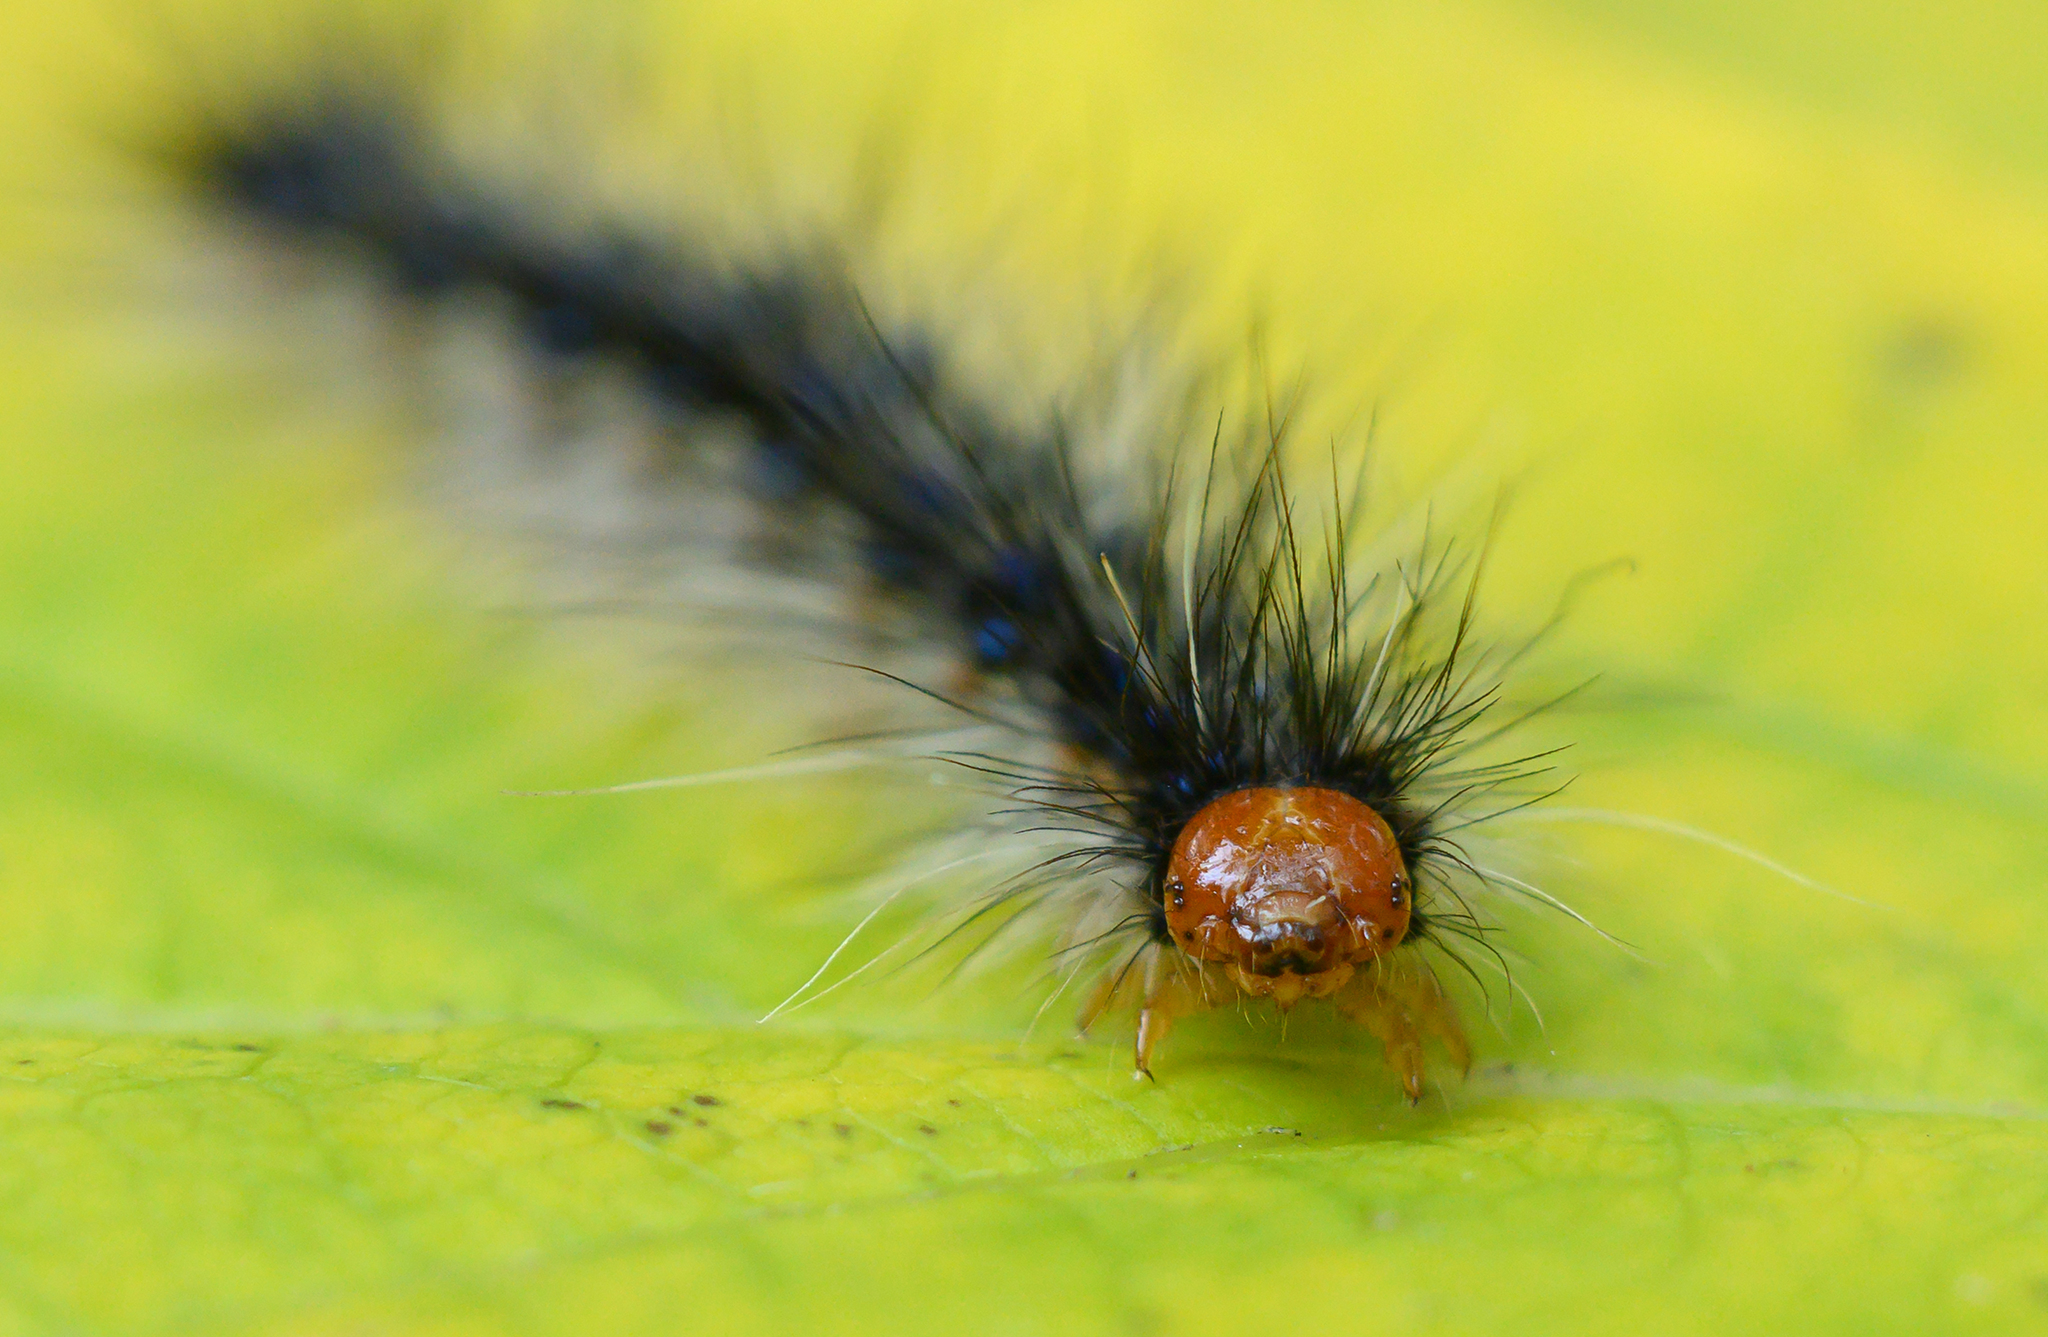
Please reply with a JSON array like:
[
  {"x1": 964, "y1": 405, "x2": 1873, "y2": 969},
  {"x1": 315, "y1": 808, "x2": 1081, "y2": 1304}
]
[{"x1": 4, "y1": 0, "x2": 2047, "y2": 1332}]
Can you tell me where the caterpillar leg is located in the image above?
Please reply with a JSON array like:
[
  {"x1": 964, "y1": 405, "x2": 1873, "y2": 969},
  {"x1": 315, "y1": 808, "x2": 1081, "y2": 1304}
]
[
  {"x1": 1334, "y1": 959, "x2": 1470, "y2": 1104},
  {"x1": 1076, "y1": 946, "x2": 1227, "y2": 1080}
]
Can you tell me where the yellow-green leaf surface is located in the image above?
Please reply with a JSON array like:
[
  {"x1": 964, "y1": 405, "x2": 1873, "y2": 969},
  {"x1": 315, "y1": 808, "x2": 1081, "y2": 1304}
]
[{"x1": 4, "y1": 1, "x2": 2047, "y2": 1333}]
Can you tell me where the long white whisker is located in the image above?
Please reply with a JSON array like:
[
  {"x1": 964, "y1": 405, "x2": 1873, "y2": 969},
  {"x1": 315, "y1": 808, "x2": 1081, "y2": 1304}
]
[
  {"x1": 758, "y1": 848, "x2": 1017, "y2": 1021},
  {"x1": 509, "y1": 741, "x2": 977, "y2": 797},
  {"x1": 1471, "y1": 863, "x2": 1651, "y2": 961},
  {"x1": 758, "y1": 888, "x2": 915, "y2": 1023},
  {"x1": 1023, "y1": 956, "x2": 1090, "y2": 1042},
  {"x1": 762, "y1": 926, "x2": 920, "y2": 1019},
  {"x1": 1502, "y1": 807, "x2": 1886, "y2": 909},
  {"x1": 1508, "y1": 973, "x2": 1545, "y2": 1036}
]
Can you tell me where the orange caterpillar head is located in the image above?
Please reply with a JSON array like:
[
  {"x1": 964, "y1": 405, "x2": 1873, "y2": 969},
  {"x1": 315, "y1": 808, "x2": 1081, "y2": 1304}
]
[{"x1": 1162, "y1": 786, "x2": 1411, "y2": 1007}]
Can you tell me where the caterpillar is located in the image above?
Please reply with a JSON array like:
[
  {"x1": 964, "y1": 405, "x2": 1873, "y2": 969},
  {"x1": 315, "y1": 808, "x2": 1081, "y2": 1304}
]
[{"x1": 137, "y1": 32, "x2": 1597, "y2": 1103}]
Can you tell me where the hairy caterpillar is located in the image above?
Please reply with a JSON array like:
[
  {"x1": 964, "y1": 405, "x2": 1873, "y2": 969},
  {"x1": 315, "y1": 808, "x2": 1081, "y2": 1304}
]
[{"x1": 133, "y1": 33, "x2": 1619, "y2": 1103}]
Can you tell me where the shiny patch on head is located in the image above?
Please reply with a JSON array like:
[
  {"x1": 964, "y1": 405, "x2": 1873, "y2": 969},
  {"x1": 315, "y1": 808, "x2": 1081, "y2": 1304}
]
[{"x1": 1162, "y1": 786, "x2": 1411, "y2": 1006}]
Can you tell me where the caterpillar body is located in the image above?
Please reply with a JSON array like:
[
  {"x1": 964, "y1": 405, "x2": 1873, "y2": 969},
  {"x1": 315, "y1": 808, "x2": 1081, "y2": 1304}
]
[{"x1": 153, "y1": 57, "x2": 1580, "y2": 1102}]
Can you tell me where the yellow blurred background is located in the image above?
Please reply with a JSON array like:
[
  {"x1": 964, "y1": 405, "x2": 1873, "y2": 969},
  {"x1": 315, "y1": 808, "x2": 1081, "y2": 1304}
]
[{"x1": 1, "y1": 1, "x2": 2045, "y2": 1332}]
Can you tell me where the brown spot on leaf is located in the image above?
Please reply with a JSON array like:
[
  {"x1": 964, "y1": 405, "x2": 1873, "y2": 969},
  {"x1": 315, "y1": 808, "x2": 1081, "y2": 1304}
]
[
  {"x1": 692, "y1": 1094, "x2": 722, "y2": 1107},
  {"x1": 540, "y1": 1098, "x2": 585, "y2": 1110},
  {"x1": 645, "y1": 1121, "x2": 673, "y2": 1136}
]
